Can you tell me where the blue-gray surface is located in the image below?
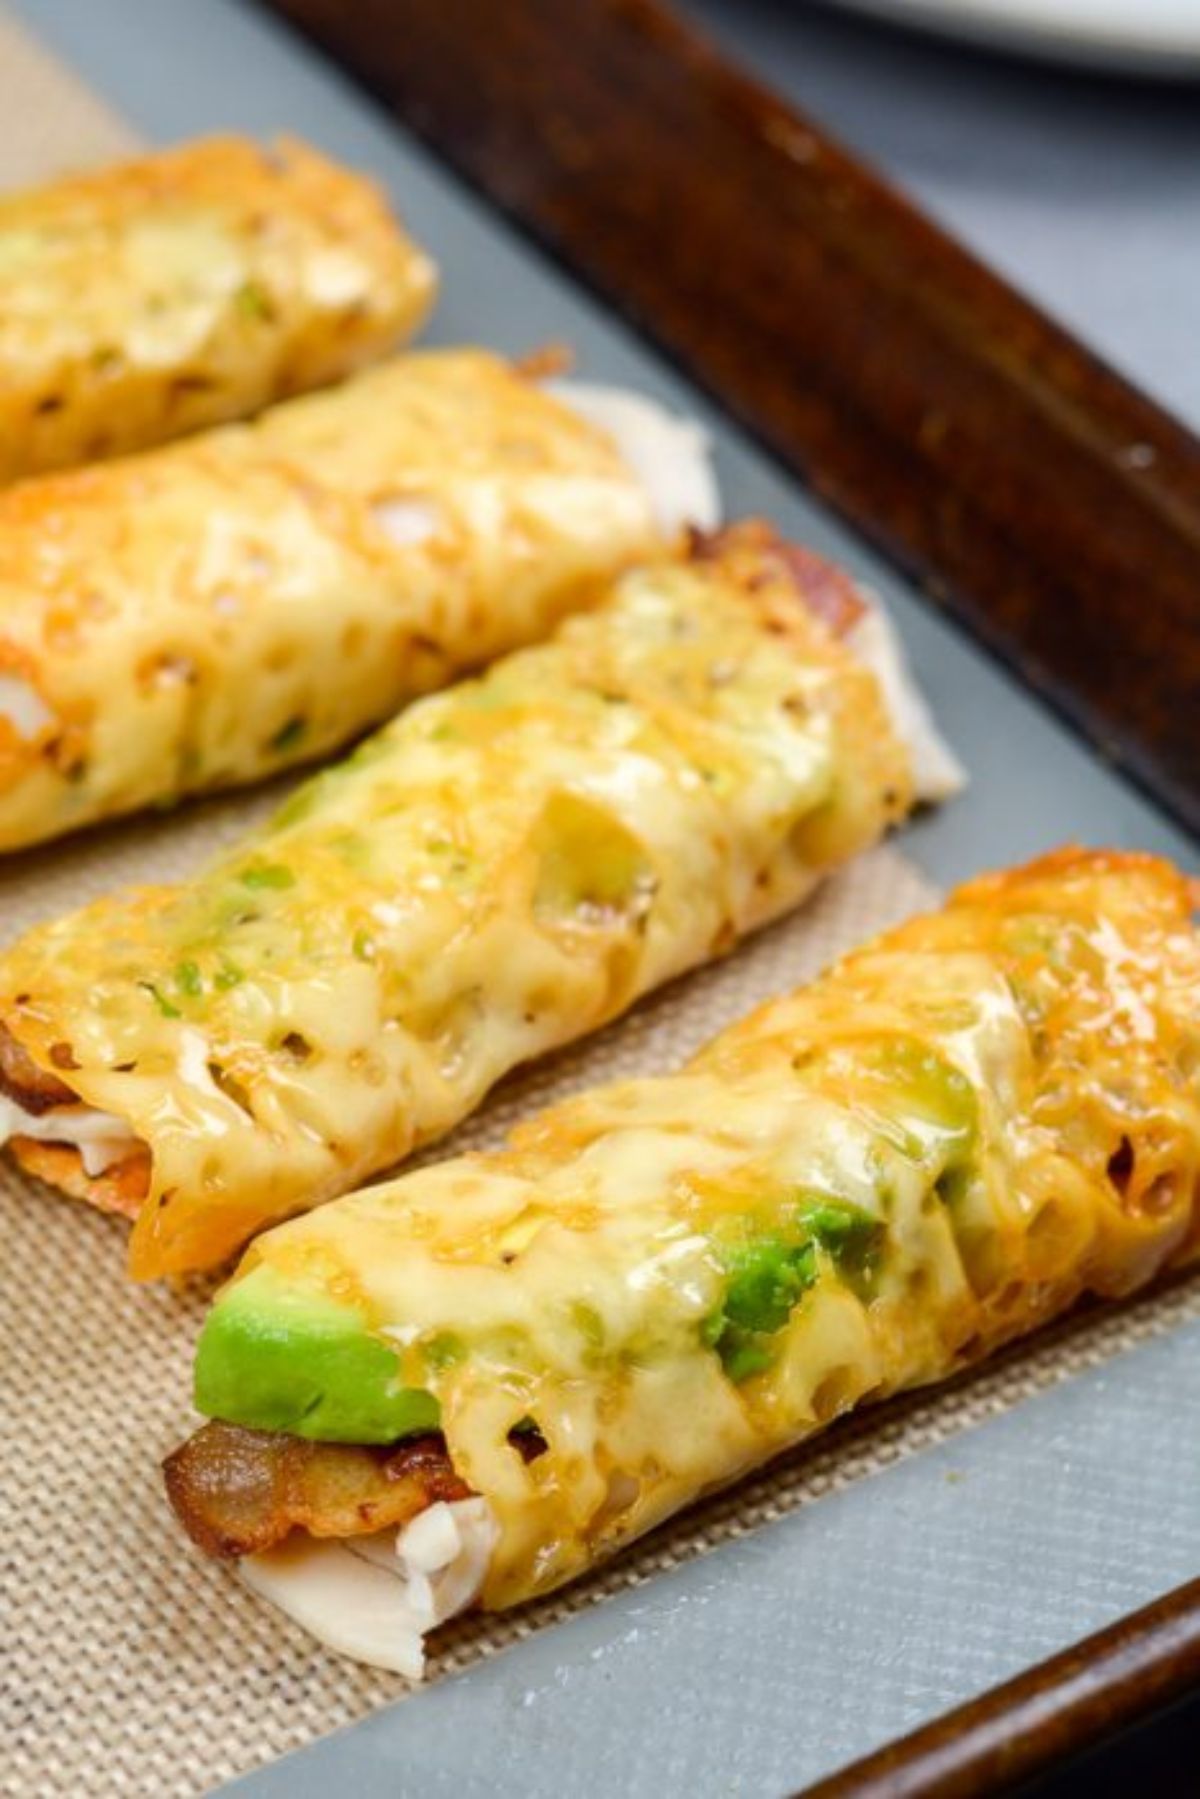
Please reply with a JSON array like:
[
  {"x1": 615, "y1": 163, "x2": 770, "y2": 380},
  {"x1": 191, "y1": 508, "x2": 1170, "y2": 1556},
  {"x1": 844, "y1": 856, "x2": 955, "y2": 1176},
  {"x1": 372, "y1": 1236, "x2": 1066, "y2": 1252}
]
[
  {"x1": 685, "y1": 0, "x2": 1200, "y2": 433},
  {"x1": 10, "y1": 2, "x2": 1198, "y2": 1793}
]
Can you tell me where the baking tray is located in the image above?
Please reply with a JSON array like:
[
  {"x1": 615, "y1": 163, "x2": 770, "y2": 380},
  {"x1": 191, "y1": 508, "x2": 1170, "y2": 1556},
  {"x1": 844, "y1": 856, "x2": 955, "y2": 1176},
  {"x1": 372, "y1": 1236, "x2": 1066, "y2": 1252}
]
[{"x1": 10, "y1": 1, "x2": 1200, "y2": 1793}]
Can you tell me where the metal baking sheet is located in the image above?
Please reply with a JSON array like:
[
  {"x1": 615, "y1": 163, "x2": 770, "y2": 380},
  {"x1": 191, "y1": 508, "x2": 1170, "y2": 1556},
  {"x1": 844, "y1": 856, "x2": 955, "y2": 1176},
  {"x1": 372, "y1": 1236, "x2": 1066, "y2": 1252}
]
[{"x1": 11, "y1": 0, "x2": 1198, "y2": 1791}]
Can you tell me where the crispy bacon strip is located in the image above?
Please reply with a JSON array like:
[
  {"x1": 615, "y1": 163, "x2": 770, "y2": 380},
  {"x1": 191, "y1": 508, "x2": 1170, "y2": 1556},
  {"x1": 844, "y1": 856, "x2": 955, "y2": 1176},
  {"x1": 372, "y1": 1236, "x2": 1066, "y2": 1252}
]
[
  {"x1": 0, "y1": 1025, "x2": 76, "y2": 1113},
  {"x1": 0, "y1": 1021, "x2": 151, "y2": 1216},
  {"x1": 163, "y1": 1422, "x2": 469, "y2": 1560}
]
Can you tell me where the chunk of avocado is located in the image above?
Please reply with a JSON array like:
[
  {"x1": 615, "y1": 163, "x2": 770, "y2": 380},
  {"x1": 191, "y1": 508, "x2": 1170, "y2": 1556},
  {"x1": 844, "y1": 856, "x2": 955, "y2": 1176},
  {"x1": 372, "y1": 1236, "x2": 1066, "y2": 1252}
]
[
  {"x1": 868, "y1": 1038, "x2": 978, "y2": 1168},
  {"x1": 702, "y1": 1233, "x2": 818, "y2": 1383},
  {"x1": 799, "y1": 1197, "x2": 883, "y2": 1294},
  {"x1": 194, "y1": 1264, "x2": 439, "y2": 1444}
]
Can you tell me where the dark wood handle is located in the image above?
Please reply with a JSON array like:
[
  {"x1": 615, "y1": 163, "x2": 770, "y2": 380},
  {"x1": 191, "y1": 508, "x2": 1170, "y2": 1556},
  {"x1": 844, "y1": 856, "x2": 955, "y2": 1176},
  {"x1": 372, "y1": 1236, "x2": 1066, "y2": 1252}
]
[
  {"x1": 261, "y1": 0, "x2": 1200, "y2": 836},
  {"x1": 801, "y1": 1575, "x2": 1200, "y2": 1798}
]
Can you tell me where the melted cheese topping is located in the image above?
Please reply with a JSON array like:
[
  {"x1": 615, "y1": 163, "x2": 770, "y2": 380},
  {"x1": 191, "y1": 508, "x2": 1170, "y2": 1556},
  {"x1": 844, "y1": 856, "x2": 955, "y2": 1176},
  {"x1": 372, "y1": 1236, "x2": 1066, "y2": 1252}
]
[
  {"x1": 0, "y1": 134, "x2": 436, "y2": 486},
  {"x1": 217, "y1": 850, "x2": 1200, "y2": 1624},
  {"x1": 241, "y1": 1499, "x2": 498, "y2": 1679},
  {"x1": 0, "y1": 527, "x2": 911, "y2": 1275}
]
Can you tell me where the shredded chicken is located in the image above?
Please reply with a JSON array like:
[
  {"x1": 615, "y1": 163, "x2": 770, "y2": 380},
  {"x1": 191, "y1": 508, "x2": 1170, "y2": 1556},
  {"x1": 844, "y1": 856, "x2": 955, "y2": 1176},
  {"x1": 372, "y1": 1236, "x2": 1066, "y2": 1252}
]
[
  {"x1": 240, "y1": 1497, "x2": 500, "y2": 1678},
  {"x1": 163, "y1": 1422, "x2": 470, "y2": 1560}
]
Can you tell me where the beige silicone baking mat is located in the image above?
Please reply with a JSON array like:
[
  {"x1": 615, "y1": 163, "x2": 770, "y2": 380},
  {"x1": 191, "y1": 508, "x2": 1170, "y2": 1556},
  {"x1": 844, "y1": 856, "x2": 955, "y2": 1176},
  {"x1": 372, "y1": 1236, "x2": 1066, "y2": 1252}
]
[{"x1": 2, "y1": 12, "x2": 1200, "y2": 1798}]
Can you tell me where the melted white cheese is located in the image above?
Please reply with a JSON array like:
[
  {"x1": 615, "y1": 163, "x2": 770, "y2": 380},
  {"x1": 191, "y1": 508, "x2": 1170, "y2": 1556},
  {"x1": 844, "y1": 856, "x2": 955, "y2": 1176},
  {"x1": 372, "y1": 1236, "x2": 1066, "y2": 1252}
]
[
  {"x1": 549, "y1": 379, "x2": 721, "y2": 537},
  {"x1": 370, "y1": 495, "x2": 443, "y2": 548},
  {"x1": 240, "y1": 1498, "x2": 499, "y2": 1678},
  {"x1": 0, "y1": 1090, "x2": 135, "y2": 1176},
  {"x1": 0, "y1": 675, "x2": 53, "y2": 740}
]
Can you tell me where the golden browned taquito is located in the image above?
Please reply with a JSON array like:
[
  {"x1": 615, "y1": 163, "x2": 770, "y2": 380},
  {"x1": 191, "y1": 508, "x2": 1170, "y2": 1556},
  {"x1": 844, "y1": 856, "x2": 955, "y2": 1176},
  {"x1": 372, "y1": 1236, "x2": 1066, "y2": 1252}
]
[
  {"x1": 0, "y1": 134, "x2": 435, "y2": 482},
  {"x1": 0, "y1": 348, "x2": 665, "y2": 848}
]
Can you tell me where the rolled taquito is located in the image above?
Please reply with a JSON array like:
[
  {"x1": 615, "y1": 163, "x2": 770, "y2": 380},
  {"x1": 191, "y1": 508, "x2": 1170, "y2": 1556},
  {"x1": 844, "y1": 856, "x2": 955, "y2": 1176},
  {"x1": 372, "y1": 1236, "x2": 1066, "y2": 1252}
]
[
  {"x1": 0, "y1": 348, "x2": 688, "y2": 848},
  {"x1": 0, "y1": 134, "x2": 435, "y2": 482},
  {"x1": 164, "y1": 849, "x2": 1200, "y2": 1676},
  {"x1": 0, "y1": 524, "x2": 934, "y2": 1276}
]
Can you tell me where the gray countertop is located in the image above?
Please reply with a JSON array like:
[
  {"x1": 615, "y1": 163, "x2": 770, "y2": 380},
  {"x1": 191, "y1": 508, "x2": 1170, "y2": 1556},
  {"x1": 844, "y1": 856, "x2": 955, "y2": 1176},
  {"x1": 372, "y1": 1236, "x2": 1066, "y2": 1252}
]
[{"x1": 684, "y1": 0, "x2": 1200, "y2": 433}]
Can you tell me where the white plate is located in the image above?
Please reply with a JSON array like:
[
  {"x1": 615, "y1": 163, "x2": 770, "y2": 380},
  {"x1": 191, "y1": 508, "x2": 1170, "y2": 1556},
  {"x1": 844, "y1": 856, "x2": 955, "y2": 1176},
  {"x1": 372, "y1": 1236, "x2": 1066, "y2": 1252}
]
[{"x1": 822, "y1": 0, "x2": 1200, "y2": 72}]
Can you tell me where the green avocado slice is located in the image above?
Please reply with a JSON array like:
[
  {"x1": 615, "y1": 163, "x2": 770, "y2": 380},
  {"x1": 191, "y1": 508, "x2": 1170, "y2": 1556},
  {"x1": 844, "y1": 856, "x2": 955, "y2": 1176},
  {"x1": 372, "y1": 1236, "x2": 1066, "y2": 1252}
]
[
  {"x1": 194, "y1": 1265, "x2": 439, "y2": 1444},
  {"x1": 701, "y1": 1232, "x2": 819, "y2": 1383}
]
